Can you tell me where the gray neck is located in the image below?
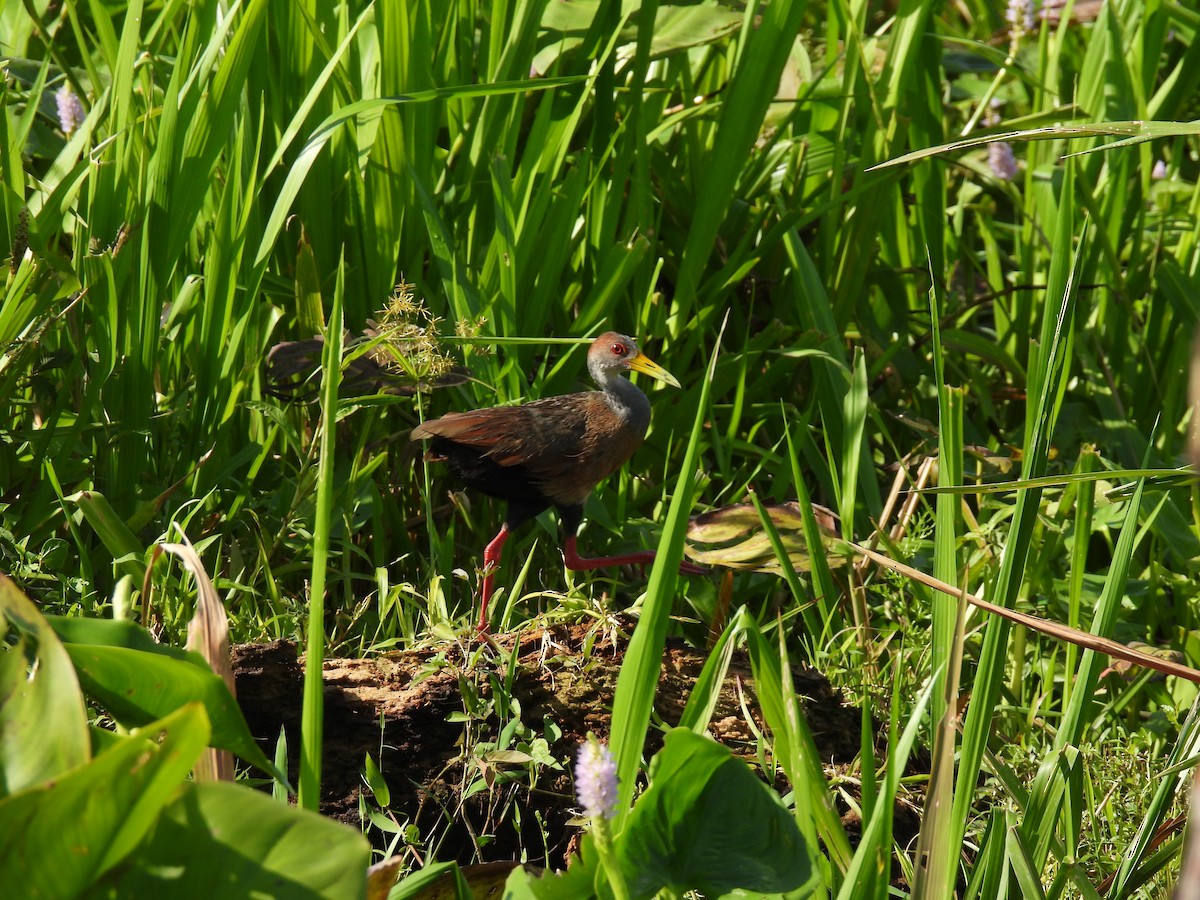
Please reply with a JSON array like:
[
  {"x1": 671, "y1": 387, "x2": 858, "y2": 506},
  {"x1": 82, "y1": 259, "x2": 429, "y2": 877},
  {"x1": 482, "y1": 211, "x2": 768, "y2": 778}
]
[{"x1": 601, "y1": 375, "x2": 651, "y2": 436}]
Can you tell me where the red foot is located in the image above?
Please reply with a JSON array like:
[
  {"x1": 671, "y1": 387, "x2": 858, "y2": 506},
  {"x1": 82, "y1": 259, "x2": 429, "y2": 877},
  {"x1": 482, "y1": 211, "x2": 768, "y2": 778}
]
[
  {"x1": 563, "y1": 536, "x2": 709, "y2": 576},
  {"x1": 476, "y1": 525, "x2": 511, "y2": 633},
  {"x1": 472, "y1": 529, "x2": 707, "y2": 634}
]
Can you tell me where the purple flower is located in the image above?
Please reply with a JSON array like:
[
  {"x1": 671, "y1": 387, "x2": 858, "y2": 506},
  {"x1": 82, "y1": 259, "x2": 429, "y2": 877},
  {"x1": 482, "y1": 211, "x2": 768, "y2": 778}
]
[
  {"x1": 988, "y1": 142, "x2": 1018, "y2": 181},
  {"x1": 55, "y1": 86, "x2": 86, "y2": 135},
  {"x1": 1152, "y1": 159, "x2": 1168, "y2": 180},
  {"x1": 1006, "y1": 0, "x2": 1036, "y2": 34},
  {"x1": 576, "y1": 738, "x2": 619, "y2": 820}
]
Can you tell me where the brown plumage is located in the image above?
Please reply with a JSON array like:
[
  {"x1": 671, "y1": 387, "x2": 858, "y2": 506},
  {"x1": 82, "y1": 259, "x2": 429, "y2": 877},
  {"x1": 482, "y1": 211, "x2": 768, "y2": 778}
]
[{"x1": 411, "y1": 332, "x2": 704, "y2": 631}]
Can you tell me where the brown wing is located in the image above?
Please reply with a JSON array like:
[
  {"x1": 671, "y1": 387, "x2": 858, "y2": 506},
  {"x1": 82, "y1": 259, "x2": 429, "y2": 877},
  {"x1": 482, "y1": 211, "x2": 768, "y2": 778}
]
[{"x1": 411, "y1": 392, "x2": 646, "y2": 507}]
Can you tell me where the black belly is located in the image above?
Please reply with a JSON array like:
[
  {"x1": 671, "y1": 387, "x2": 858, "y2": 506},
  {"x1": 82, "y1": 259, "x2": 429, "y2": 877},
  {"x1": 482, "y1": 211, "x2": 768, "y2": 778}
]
[{"x1": 429, "y1": 437, "x2": 555, "y2": 528}]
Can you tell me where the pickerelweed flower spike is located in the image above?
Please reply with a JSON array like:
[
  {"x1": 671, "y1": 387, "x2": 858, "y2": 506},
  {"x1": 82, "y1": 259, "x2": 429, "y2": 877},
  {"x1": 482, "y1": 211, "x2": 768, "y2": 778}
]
[
  {"x1": 988, "y1": 142, "x2": 1019, "y2": 181},
  {"x1": 56, "y1": 86, "x2": 86, "y2": 136},
  {"x1": 1005, "y1": 0, "x2": 1036, "y2": 38},
  {"x1": 575, "y1": 737, "x2": 619, "y2": 821}
]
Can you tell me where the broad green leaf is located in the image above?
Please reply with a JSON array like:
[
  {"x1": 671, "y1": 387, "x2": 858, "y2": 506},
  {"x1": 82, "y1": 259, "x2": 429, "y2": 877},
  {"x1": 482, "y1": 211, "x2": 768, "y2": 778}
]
[
  {"x1": 506, "y1": 832, "x2": 606, "y2": 900},
  {"x1": 64, "y1": 644, "x2": 283, "y2": 781},
  {"x1": 618, "y1": 728, "x2": 813, "y2": 898},
  {"x1": 539, "y1": 1, "x2": 741, "y2": 59},
  {"x1": 684, "y1": 501, "x2": 842, "y2": 573},
  {"x1": 0, "y1": 576, "x2": 90, "y2": 795},
  {"x1": 0, "y1": 704, "x2": 209, "y2": 894},
  {"x1": 47, "y1": 614, "x2": 196, "y2": 662},
  {"x1": 98, "y1": 780, "x2": 370, "y2": 899}
]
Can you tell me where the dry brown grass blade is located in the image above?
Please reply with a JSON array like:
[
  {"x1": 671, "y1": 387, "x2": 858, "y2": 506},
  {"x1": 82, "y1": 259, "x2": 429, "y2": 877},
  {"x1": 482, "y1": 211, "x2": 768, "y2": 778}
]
[
  {"x1": 1175, "y1": 773, "x2": 1200, "y2": 900},
  {"x1": 1190, "y1": 329, "x2": 1200, "y2": 470},
  {"x1": 852, "y1": 543, "x2": 1200, "y2": 685},
  {"x1": 156, "y1": 536, "x2": 235, "y2": 781},
  {"x1": 365, "y1": 856, "x2": 406, "y2": 900}
]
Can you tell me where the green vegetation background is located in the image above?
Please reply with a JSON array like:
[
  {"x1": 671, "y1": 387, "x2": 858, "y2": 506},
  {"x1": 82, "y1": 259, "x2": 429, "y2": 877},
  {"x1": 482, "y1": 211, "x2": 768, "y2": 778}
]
[{"x1": 4, "y1": 0, "x2": 1200, "y2": 895}]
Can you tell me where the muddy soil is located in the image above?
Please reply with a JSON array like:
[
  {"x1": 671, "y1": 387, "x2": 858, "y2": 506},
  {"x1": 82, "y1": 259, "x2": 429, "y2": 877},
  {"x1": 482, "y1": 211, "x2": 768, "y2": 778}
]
[{"x1": 232, "y1": 623, "x2": 920, "y2": 870}]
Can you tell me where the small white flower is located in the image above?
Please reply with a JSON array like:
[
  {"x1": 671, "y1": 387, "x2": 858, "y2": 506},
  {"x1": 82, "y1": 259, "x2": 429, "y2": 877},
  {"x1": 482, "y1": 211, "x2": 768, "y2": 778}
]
[
  {"x1": 988, "y1": 142, "x2": 1019, "y2": 181},
  {"x1": 1152, "y1": 159, "x2": 1168, "y2": 180},
  {"x1": 1006, "y1": 0, "x2": 1036, "y2": 34},
  {"x1": 55, "y1": 86, "x2": 86, "y2": 135},
  {"x1": 575, "y1": 738, "x2": 618, "y2": 821}
]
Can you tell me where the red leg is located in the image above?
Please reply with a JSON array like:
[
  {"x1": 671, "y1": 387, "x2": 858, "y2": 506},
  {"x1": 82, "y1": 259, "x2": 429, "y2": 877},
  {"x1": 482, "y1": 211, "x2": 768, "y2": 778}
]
[
  {"x1": 562, "y1": 535, "x2": 707, "y2": 575},
  {"x1": 478, "y1": 524, "x2": 512, "y2": 632}
]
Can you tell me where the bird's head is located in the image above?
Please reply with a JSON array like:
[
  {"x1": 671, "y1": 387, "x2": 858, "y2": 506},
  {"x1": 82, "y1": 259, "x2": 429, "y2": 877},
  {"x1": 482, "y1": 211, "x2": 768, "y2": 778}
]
[{"x1": 589, "y1": 332, "x2": 681, "y2": 389}]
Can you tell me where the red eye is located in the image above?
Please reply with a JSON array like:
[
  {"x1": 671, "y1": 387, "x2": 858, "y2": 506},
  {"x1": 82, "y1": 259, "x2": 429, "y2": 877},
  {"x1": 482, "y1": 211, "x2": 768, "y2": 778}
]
[{"x1": 610, "y1": 342, "x2": 627, "y2": 356}]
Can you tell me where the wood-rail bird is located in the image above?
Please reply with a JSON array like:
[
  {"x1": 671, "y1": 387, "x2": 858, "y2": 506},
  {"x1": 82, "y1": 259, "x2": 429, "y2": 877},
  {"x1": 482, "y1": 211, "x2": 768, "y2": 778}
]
[{"x1": 411, "y1": 332, "x2": 705, "y2": 631}]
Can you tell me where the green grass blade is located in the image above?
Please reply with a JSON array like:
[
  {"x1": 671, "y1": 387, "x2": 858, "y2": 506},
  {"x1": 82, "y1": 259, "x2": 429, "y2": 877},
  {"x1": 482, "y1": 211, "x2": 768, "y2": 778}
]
[
  {"x1": 297, "y1": 258, "x2": 344, "y2": 811},
  {"x1": 609, "y1": 320, "x2": 724, "y2": 826}
]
